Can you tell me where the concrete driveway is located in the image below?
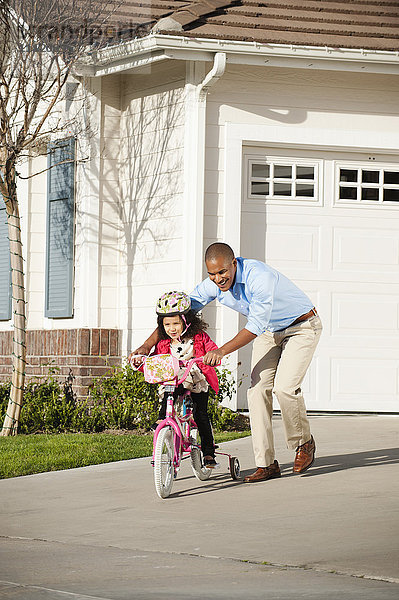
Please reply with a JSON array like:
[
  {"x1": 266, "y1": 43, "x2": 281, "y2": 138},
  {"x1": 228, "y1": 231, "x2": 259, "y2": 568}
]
[{"x1": 1, "y1": 415, "x2": 398, "y2": 599}]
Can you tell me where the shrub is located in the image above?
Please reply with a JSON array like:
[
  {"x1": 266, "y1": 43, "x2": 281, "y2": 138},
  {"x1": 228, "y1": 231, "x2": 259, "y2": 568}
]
[
  {"x1": 88, "y1": 363, "x2": 159, "y2": 431},
  {"x1": 88, "y1": 363, "x2": 245, "y2": 432},
  {"x1": 0, "y1": 363, "x2": 246, "y2": 434},
  {"x1": 0, "y1": 370, "x2": 98, "y2": 434},
  {"x1": 0, "y1": 381, "x2": 11, "y2": 425},
  {"x1": 208, "y1": 366, "x2": 247, "y2": 431}
]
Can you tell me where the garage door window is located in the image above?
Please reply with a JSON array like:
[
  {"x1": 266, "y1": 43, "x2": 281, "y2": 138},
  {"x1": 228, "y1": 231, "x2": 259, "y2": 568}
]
[
  {"x1": 338, "y1": 166, "x2": 399, "y2": 204},
  {"x1": 249, "y1": 159, "x2": 318, "y2": 202}
]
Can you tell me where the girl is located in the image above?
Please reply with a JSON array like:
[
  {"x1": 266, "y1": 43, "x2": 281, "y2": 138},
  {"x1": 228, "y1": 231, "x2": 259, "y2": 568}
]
[{"x1": 154, "y1": 291, "x2": 219, "y2": 468}]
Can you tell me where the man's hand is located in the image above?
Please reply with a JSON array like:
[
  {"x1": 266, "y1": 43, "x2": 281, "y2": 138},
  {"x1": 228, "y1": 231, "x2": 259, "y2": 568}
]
[
  {"x1": 128, "y1": 344, "x2": 151, "y2": 366},
  {"x1": 202, "y1": 328, "x2": 257, "y2": 366},
  {"x1": 128, "y1": 328, "x2": 161, "y2": 366},
  {"x1": 202, "y1": 348, "x2": 225, "y2": 366}
]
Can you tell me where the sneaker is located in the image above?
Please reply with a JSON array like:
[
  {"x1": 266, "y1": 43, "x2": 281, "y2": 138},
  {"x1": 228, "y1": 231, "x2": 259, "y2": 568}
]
[{"x1": 203, "y1": 456, "x2": 218, "y2": 468}]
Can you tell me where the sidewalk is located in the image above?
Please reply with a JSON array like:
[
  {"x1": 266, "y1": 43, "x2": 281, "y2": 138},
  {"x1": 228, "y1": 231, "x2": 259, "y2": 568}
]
[{"x1": 1, "y1": 415, "x2": 398, "y2": 599}]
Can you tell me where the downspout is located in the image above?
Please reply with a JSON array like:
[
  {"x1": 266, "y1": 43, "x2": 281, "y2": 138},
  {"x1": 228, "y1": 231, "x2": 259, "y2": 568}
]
[{"x1": 183, "y1": 52, "x2": 226, "y2": 292}]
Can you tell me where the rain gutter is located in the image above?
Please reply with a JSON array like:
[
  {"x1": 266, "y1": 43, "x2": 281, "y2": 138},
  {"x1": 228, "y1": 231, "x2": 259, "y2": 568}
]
[
  {"x1": 183, "y1": 51, "x2": 227, "y2": 291},
  {"x1": 74, "y1": 34, "x2": 399, "y2": 77}
]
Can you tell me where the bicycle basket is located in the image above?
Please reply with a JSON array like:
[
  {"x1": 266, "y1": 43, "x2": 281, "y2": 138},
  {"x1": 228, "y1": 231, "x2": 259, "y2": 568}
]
[{"x1": 143, "y1": 354, "x2": 180, "y2": 384}]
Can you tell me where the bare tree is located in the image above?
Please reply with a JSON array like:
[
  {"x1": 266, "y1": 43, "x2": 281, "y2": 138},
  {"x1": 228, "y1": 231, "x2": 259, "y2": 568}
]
[{"x1": 0, "y1": 0, "x2": 119, "y2": 435}]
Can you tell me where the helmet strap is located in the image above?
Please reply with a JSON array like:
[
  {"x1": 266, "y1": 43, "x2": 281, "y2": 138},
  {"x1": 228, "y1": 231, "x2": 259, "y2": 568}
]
[{"x1": 178, "y1": 314, "x2": 190, "y2": 341}]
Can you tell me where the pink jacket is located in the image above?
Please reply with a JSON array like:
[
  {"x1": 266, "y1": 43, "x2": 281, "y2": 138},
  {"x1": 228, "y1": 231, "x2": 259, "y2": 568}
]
[{"x1": 155, "y1": 331, "x2": 219, "y2": 393}]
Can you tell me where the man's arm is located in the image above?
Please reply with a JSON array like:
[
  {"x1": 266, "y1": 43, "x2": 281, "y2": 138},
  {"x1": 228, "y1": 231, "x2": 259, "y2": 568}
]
[
  {"x1": 202, "y1": 328, "x2": 256, "y2": 366},
  {"x1": 128, "y1": 328, "x2": 161, "y2": 364},
  {"x1": 190, "y1": 277, "x2": 217, "y2": 312}
]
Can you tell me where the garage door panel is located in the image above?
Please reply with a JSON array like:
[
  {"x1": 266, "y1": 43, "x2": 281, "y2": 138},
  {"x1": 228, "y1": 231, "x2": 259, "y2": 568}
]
[
  {"x1": 332, "y1": 293, "x2": 399, "y2": 335},
  {"x1": 266, "y1": 225, "x2": 320, "y2": 270},
  {"x1": 332, "y1": 358, "x2": 399, "y2": 412},
  {"x1": 333, "y1": 227, "x2": 399, "y2": 272}
]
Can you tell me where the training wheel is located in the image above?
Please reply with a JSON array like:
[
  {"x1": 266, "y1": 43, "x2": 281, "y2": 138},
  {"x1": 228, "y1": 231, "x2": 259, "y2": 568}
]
[{"x1": 229, "y1": 456, "x2": 240, "y2": 480}]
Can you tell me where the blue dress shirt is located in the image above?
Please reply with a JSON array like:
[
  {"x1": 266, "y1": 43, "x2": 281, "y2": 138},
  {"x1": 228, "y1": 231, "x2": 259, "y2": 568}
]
[{"x1": 190, "y1": 257, "x2": 314, "y2": 335}]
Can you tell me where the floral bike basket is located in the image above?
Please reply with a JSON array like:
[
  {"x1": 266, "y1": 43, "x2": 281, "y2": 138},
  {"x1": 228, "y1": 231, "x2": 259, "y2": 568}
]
[{"x1": 142, "y1": 354, "x2": 181, "y2": 384}]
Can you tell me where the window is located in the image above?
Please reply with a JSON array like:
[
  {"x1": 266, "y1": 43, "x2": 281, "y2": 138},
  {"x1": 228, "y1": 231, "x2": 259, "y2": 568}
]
[
  {"x1": 0, "y1": 204, "x2": 11, "y2": 320},
  {"x1": 249, "y1": 159, "x2": 318, "y2": 202},
  {"x1": 338, "y1": 166, "x2": 399, "y2": 204},
  {"x1": 45, "y1": 138, "x2": 75, "y2": 318}
]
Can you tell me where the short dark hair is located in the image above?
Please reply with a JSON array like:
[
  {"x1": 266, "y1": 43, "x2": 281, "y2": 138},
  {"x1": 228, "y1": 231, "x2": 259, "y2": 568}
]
[{"x1": 205, "y1": 242, "x2": 235, "y2": 263}]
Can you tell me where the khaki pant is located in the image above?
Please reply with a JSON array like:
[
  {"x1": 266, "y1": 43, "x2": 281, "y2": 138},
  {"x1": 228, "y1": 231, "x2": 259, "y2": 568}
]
[{"x1": 247, "y1": 315, "x2": 322, "y2": 467}]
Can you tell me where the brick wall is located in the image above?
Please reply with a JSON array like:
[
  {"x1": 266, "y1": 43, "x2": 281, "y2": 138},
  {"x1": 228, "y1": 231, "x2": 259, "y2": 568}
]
[{"x1": 0, "y1": 329, "x2": 122, "y2": 398}]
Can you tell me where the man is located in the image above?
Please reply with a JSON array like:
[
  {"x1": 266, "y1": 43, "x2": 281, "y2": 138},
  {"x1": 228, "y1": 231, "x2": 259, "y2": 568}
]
[
  {"x1": 190, "y1": 243, "x2": 322, "y2": 482},
  {"x1": 132, "y1": 242, "x2": 322, "y2": 482}
]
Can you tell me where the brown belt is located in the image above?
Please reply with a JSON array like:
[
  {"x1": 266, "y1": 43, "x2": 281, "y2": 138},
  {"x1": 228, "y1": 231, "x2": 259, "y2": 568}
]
[{"x1": 291, "y1": 307, "x2": 318, "y2": 326}]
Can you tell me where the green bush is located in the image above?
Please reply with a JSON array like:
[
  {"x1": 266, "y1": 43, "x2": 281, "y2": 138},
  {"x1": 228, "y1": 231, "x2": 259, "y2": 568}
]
[
  {"x1": 0, "y1": 369, "x2": 96, "y2": 434},
  {"x1": 0, "y1": 363, "x2": 246, "y2": 434},
  {"x1": 88, "y1": 363, "x2": 159, "y2": 431},
  {"x1": 209, "y1": 366, "x2": 246, "y2": 431},
  {"x1": 0, "y1": 380, "x2": 11, "y2": 425}
]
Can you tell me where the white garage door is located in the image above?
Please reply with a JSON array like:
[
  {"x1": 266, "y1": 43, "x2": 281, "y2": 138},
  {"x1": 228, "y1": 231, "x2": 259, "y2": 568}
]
[{"x1": 239, "y1": 146, "x2": 399, "y2": 413}]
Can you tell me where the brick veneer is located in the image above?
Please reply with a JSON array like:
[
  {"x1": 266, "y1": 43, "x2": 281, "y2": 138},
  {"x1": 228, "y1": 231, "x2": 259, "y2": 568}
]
[{"x1": 0, "y1": 329, "x2": 122, "y2": 398}]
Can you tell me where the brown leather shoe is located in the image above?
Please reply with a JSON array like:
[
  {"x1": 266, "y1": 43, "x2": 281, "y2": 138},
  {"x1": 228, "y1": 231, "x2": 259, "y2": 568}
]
[
  {"x1": 243, "y1": 461, "x2": 281, "y2": 483},
  {"x1": 293, "y1": 436, "x2": 315, "y2": 474}
]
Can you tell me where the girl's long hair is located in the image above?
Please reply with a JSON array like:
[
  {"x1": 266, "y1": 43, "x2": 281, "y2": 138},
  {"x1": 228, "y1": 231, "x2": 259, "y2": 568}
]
[{"x1": 157, "y1": 310, "x2": 208, "y2": 340}]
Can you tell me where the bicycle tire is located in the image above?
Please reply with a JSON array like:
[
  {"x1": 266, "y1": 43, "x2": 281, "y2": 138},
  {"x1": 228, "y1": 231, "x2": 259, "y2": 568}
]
[
  {"x1": 190, "y1": 446, "x2": 212, "y2": 481},
  {"x1": 229, "y1": 456, "x2": 241, "y2": 480},
  {"x1": 154, "y1": 427, "x2": 175, "y2": 498}
]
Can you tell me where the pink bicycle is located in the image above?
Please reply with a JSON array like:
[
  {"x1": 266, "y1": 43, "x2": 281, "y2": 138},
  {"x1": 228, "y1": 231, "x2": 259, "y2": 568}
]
[{"x1": 132, "y1": 355, "x2": 241, "y2": 499}]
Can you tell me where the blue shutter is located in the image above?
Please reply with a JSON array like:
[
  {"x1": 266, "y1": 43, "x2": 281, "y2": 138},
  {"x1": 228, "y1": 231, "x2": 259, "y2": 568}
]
[
  {"x1": 0, "y1": 204, "x2": 11, "y2": 320},
  {"x1": 45, "y1": 138, "x2": 75, "y2": 318}
]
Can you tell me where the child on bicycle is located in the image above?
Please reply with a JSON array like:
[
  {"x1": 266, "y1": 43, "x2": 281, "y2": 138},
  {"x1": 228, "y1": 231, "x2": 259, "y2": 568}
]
[{"x1": 154, "y1": 291, "x2": 219, "y2": 468}]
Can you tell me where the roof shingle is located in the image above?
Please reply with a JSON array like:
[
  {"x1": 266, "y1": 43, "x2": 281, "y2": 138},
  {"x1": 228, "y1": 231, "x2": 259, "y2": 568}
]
[{"x1": 109, "y1": 0, "x2": 399, "y2": 51}]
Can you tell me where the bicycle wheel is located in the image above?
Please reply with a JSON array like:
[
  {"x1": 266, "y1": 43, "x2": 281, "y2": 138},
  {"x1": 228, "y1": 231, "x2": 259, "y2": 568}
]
[
  {"x1": 229, "y1": 456, "x2": 241, "y2": 480},
  {"x1": 190, "y1": 447, "x2": 212, "y2": 480},
  {"x1": 154, "y1": 427, "x2": 175, "y2": 499}
]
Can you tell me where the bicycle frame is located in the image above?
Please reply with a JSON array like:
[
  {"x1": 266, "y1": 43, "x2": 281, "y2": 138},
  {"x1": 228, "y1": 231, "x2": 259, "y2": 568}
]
[{"x1": 152, "y1": 386, "x2": 198, "y2": 472}]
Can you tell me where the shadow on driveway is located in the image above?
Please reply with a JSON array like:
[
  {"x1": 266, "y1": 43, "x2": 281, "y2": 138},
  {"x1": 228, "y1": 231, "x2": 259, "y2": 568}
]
[{"x1": 286, "y1": 446, "x2": 399, "y2": 477}]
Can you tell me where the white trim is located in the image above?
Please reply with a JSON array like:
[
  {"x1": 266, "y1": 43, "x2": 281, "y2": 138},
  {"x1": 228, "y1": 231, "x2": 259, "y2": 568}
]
[
  {"x1": 183, "y1": 61, "x2": 206, "y2": 292},
  {"x1": 76, "y1": 34, "x2": 399, "y2": 77},
  {"x1": 245, "y1": 155, "x2": 322, "y2": 206},
  {"x1": 17, "y1": 159, "x2": 29, "y2": 280},
  {"x1": 77, "y1": 78, "x2": 101, "y2": 327},
  {"x1": 182, "y1": 54, "x2": 226, "y2": 292},
  {"x1": 334, "y1": 160, "x2": 399, "y2": 206}
]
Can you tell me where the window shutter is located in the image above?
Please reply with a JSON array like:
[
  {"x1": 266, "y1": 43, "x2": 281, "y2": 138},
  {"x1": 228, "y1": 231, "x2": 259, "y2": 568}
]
[
  {"x1": 0, "y1": 205, "x2": 11, "y2": 320},
  {"x1": 45, "y1": 138, "x2": 75, "y2": 318}
]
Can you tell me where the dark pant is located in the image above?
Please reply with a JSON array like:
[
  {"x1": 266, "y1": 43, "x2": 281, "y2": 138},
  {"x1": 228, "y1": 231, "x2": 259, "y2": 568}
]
[{"x1": 158, "y1": 390, "x2": 215, "y2": 457}]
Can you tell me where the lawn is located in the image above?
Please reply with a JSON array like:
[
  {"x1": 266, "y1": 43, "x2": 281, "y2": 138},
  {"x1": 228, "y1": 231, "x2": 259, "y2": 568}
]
[{"x1": 0, "y1": 431, "x2": 250, "y2": 479}]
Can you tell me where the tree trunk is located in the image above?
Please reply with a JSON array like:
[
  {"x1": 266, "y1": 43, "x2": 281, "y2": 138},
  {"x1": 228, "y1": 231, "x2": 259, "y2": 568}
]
[{"x1": 1, "y1": 181, "x2": 26, "y2": 436}]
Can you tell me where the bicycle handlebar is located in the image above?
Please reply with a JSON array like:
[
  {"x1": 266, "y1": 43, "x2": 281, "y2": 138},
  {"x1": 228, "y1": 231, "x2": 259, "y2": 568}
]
[{"x1": 129, "y1": 354, "x2": 220, "y2": 369}]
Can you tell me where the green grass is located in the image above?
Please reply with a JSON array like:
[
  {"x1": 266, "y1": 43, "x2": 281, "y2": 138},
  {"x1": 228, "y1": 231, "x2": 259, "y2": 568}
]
[{"x1": 0, "y1": 430, "x2": 250, "y2": 479}]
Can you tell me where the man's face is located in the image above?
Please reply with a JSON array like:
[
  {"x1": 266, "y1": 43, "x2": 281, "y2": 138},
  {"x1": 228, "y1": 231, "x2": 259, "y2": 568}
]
[{"x1": 206, "y1": 256, "x2": 237, "y2": 292}]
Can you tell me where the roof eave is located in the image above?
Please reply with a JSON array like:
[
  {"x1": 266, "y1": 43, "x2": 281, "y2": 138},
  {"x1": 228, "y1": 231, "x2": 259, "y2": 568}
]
[{"x1": 73, "y1": 33, "x2": 399, "y2": 77}]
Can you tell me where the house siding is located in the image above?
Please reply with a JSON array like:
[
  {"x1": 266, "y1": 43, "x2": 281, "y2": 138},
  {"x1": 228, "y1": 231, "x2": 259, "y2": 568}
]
[
  {"x1": 119, "y1": 61, "x2": 186, "y2": 352},
  {"x1": 99, "y1": 75, "x2": 123, "y2": 330}
]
